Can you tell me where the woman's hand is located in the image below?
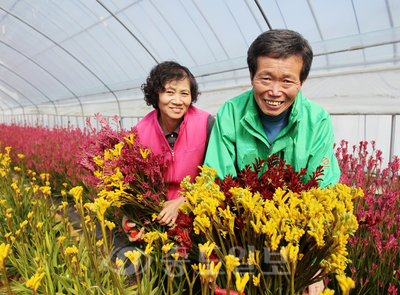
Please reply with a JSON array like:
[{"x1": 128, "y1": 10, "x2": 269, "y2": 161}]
[
  {"x1": 122, "y1": 215, "x2": 145, "y2": 242},
  {"x1": 303, "y1": 279, "x2": 324, "y2": 295},
  {"x1": 157, "y1": 196, "x2": 185, "y2": 226}
]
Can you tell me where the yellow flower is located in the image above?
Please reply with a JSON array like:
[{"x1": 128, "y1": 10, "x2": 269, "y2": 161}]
[
  {"x1": 81, "y1": 264, "x2": 87, "y2": 273},
  {"x1": 70, "y1": 186, "x2": 83, "y2": 204},
  {"x1": 20, "y1": 220, "x2": 28, "y2": 228},
  {"x1": 198, "y1": 263, "x2": 210, "y2": 282},
  {"x1": 235, "y1": 272, "x2": 249, "y2": 294},
  {"x1": 58, "y1": 236, "x2": 66, "y2": 243},
  {"x1": 159, "y1": 232, "x2": 168, "y2": 243},
  {"x1": 209, "y1": 261, "x2": 222, "y2": 280},
  {"x1": 106, "y1": 221, "x2": 116, "y2": 231},
  {"x1": 225, "y1": 255, "x2": 240, "y2": 275},
  {"x1": 27, "y1": 212, "x2": 34, "y2": 219},
  {"x1": 199, "y1": 241, "x2": 216, "y2": 258},
  {"x1": 116, "y1": 257, "x2": 124, "y2": 268},
  {"x1": 152, "y1": 213, "x2": 158, "y2": 222},
  {"x1": 94, "y1": 197, "x2": 112, "y2": 222},
  {"x1": 65, "y1": 245, "x2": 79, "y2": 255},
  {"x1": 124, "y1": 133, "x2": 135, "y2": 148},
  {"x1": 171, "y1": 253, "x2": 180, "y2": 261},
  {"x1": 0, "y1": 243, "x2": 10, "y2": 269},
  {"x1": 140, "y1": 148, "x2": 150, "y2": 160},
  {"x1": 144, "y1": 231, "x2": 160, "y2": 245},
  {"x1": 34, "y1": 257, "x2": 40, "y2": 263},
  {"x1": 37, "y1": 222, "x2": 44, "y2": 229},
  {"x1": 320, "y1": 289, "x2": 335, "y2": 295},
  {"x1": 125, "y1": 250, "x2": 141, "y2": 267},
  {"x1": 253, "y1": 273, "x2": 261, "y2": 287},
  {"x1": 17, "y1": 154, "x2": 25, "y2": 159},
  {"x1": 193, "y1": 215, "x2": 211, "y2": 234},
  {"x1": 247, "y1": 251, "x2": 258, "y2": 266},
  {"x1": 96, "y1": 239, "x2": 104, "y2": 247},
  {"x1": 145, "y1": 244, "x2": 154, "y2": 255},
  {"x1": 162, "y1": 243, "x2": 174, "y2": 254},
  {"x1": 26, "y1": 270, "x2": 46, "y2": 291},
  {"x1": 336, "y1": 275, "x2": 355, "y2": 294}
]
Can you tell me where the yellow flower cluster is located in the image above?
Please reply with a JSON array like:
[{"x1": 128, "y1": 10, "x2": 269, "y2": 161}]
[
  {"x1": 94, "y1": 143, "x2": 132, "y2": 208},
  {"x1": 26, "y1": 268, "x2": 45, "y2": 291},
  {"x1": 0, "y1": 243, "x2": 10, "y2": 270},
  {"x1": 181, "y1": 166, "x2": 363, "y2": 279},
  {"x1": 180, "y1": 166, "x2": 226, "y2": 235}
]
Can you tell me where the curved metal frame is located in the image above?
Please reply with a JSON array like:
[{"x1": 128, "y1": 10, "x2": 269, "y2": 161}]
[
  {"x1": 254, "y1": 0, "x2": 272, "y2": 30},
  {"x1": 0, "y1": 78, "x2": 40, "y2": 113},
  {"x1": 0, "y1": 88, "x2": 25, "y2": 116},
  {"x1": 96, "y1": 0, "x2": 158, "y2": 64},
  {"x1": 0, "y1": 6, "x2": 122, "y2": 120},
  {"x1": 0, "y1": 40, "x2": 84, "y2": 117},
  {"x1": 0, "y1": 64, "x2": 57, "y2": 115}
]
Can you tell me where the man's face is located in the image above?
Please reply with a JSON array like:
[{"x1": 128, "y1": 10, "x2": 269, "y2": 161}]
[{"x1": 251, "y1": 55, "x2": 303, "y2": 116}]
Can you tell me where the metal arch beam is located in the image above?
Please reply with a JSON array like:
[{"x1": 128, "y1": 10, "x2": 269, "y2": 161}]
[
  {"x1": 0, "y1": 64, "x2": 57, "y2": 115},
  {"x1": 0, "y1": 96, "x2": 14, "y2": 116},
  {"x1": 306, "y1": 0, "x2": 330, "y2": 66},
  {"x1": 0, "y1": 40, "x2": 84, "y2": 118},
  {"x1": 179, "y1": 0, "x2": 218, "y2": 61},
  {"x1": 0, "y1": 102, "x2": 6, "y2": 116},
  {"x1": 0, "y1": 78, "x2": 40, "y2": 113},
  {"x1": 148, "y1": 0, "x2": 198, "y2": 64},
  {"x1": 0, "y1": 7, "x2": 122, "y2": 120},
  {"x1": 253, "y1": 0, "x2": 272, "y2": 30},
  {"x1": 192, "y1": 0, "x2": 230, "y2": 58},
  {"x1": 96, "y1": 0, "x2": 159, "y2": 64},
  {"x1": 350, "y1": 0, "x2": 366, "y2": 62},
  {"x1": 384, "y1": 0, "x2": 397, "y2": 62},
  {"x1": 0, "y1": 88, "x2": 25, "y2": 117}
]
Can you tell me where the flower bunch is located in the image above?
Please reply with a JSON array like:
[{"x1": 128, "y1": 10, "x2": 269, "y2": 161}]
[
  {"x1": 174, "y1": 157, "x2": 361, "y2": 294},
  {"x1": 333, "y1": 140, "x2": 400, "y2": 294},
  {"x1": 80, "y1": 113, "x2": 169, "y2": 233}
]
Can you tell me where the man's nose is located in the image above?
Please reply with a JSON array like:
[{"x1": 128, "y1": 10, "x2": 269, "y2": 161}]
[{"x1": 268, "y1": 81, "x2": 282, "y2": 96}]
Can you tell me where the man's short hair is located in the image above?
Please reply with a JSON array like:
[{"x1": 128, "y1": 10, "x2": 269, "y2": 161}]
[{"x1": 247, "y1": 29, "x2": 313, "y2": 84}]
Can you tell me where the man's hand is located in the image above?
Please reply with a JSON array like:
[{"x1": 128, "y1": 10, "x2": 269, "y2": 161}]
[
  {"x1": 157, "y1": 196, "x2": 185, "y2": 226},
  {"x1": 122, "y1": 215, "x2": 145, "y2": 242}
]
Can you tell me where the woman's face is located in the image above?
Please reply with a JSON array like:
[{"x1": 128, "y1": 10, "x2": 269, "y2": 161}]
[{"x1": 158, "y1": 78, "x2": 191, "y2": 129}]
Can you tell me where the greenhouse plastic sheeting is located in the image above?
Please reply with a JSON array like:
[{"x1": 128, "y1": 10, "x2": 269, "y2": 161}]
[{"x1": 0, "y1": 0, "x2": 400, "y2": 161}]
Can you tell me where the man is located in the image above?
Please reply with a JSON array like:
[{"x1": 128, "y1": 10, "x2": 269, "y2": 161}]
[
  {"x1": 204, "y1": 29, "x2": 340, "y2": 188},
  {"x1": 204, "y1": 29, "x2": 339, "y2": 295}
]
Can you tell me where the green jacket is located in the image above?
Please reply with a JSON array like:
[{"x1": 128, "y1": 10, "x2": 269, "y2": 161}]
[{"x1": 204, "y1": 89, "x2": 340, "y2": 188}]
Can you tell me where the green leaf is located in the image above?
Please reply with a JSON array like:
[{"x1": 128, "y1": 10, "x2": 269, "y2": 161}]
[{"x1": 68, "y1": 287, "x2": 80, "y2": 295}]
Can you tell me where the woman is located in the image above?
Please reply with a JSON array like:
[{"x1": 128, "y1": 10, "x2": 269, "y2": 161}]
[{"x1": 123, "y1": 61, "x2": 214, "y2": 241}]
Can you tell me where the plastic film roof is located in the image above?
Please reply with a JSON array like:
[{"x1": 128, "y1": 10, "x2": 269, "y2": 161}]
[{"x1": 0, "y1": 0, "x2": 399, "y2": 118}]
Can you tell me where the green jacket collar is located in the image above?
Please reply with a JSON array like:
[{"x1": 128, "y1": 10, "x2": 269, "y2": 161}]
[{"x1": 241, "y1": 89, "x2": 304, "y2": 144}]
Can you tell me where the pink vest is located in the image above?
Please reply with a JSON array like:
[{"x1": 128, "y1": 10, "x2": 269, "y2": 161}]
[{"x1": 136, "y1": 106, "x2": 210, "y2": 200}]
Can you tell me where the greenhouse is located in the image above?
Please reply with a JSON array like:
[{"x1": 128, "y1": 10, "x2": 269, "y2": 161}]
[{"x1": 0, "y1": 0, "x2": 399, "y2": 294}]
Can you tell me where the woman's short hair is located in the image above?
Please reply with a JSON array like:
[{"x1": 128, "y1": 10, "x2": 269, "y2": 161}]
[
  {"x1": 141, "y1": 61, "x2": 199, "y2": 109},
  {"x1": 247, "y1": 29, "x2": 313, "y2": 84}
]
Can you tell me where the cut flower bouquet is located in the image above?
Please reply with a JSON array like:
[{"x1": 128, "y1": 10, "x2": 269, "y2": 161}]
[
  {"x1": 79, "y1": 114, "x2": 170, "y2": 233},
  {"x1": 169, "y1": 155, "x2": 362, "y2": 294}
]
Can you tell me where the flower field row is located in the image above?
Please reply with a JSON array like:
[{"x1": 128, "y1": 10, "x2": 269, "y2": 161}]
[{"x1": 0, "y1": 120, "x2": 399, "y2": 294}]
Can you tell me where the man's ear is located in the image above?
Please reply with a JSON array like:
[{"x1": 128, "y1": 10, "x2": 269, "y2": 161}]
[
  {"x1": 249, "y1": 70, "x2": 254, "y2": 84},
  {"x1": 301, "y1": 77, "x2": 307, "y2": 86}
]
